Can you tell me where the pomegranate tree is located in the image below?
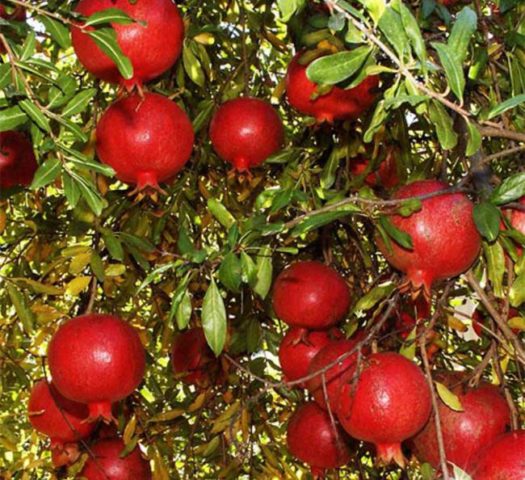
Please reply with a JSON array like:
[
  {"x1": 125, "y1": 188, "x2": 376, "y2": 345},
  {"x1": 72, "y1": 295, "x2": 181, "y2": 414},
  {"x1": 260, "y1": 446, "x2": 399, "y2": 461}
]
[
  {"x1": 47, "y1": 314, "x2": 146, "y2": 422},
  {"x1": 80, "y1": 438, "x2": 152, "y2": 479},
  {"x1": 0, "y1": 131, "x2": 37, "y2": 189},
  {"x1": 377, "y1": 180, "x2": 481, "y2": 295},
  {"x1": 272, "y1": 261, "x2": 351, "y2": 329},
  {"x1": 209, "y1": 97, "x2": 284, "y2": 171},
  {"x1": 287, "y1": 402, "x2": 351, "y2": 478},
  {"x1": 71, "y1": 0, "x2": 184, "y2": 88},
  {"x1": 96, "y1": 92, "x2": 194, "y2": 191},
  {"x1": 285, "y1": 53, "x2": 379, "y2": 123},
  {"x1": 337, "y1": 352, "x2": 432, "y2": 466}
]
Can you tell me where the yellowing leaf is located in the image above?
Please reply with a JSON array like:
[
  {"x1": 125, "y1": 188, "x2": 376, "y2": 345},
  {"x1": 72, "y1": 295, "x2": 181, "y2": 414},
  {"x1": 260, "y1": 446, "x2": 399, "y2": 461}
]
[
  {"x1": 105, "y1": 264, "x2": 127, "y2": 277},
  {"x1": 447, "y1": 315, "x2": 468, "y2": 332},
  {"x1": 69, "y1": 252, "x2": 92, "y2": 275},
  {"x1": 188, "y1": 392, "x2": 207, "y2": 412},
  {"x1": 123, "y1": 415, "x2": 137, "y2": 445},
  {"x1": 13, "y1": 278, "x2": 63, "y2": 296},
  {"x1": 435, "y1": 381, "x2": 464, "y2": 412},
  {"x1": 148, "y1": 408, "x2": 185, "y2": 423},
  {"x1": 508, "y1": 316, "x2": 525, "y2": 331},
  {"x1": 66, "y1": 276, "x2": 92, "y2": 296}
]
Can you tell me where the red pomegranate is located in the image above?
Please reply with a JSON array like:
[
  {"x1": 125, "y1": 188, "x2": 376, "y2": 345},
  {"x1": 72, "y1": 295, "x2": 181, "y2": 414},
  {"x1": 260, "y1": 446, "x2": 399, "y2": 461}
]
[
  {"x1": 438, "y1": 0, "x2": 460, "y2": 6},
  {"x1": 47, "y1": 314, "x2": 146, "y2": 422},
  {"x1": 349, "y1": 153, "x2": 399, "y2": 189},
  {"x1": 279, "y1": 327, "x2": 343, "y2": 386},
  {"x1": 471, "y1": 430, "x2": 525, "y2": 479},
  {"x1": 171, "y1": 328, "x2": 218, "y2": 388},
  {"x1": 209, "y1": 97, "x2": 284, "y2": 171},
  {"x1": 377, "y1": 180, "x2": 481, "y2": 295},
  {"x1": 272, "y1": 261, "x2": 351, "y2": 330},
  {"x1": 71, "y1": 0, "x2": 184, "y2": 88},
  {"x1": 306, "y1": 338, "x2": 363, "y2": 410},
  {"x1": 472, "y1": 308, "x2": 520, "y2": 337},
  {"x1": 285, "y1": 53, "x2": 379, "y2": 123},
  {"x1": 336, "y1": 352, "x2": 432, "y2": 466},
  {"x1": 412, "y1": 378, "x2": 510, "y2": 471},
  {"x1": 96, "y1": 92, "x2": 194, "y2": 191},
  {"x1": 0, "y1": 131, "x2": 37, "y2": 189},
  {"x1": 0, "y1": 4, "x2": 26, "y2": 20},
  {"x1": 287, "y1": 402, "x2": 351, "y2": 479},
  {"x1": 28, "y1": 380, "x2": 95, "y2": 466},
  {"x1": 80, "y1": 438, "x2": 152, "y2": 479}
]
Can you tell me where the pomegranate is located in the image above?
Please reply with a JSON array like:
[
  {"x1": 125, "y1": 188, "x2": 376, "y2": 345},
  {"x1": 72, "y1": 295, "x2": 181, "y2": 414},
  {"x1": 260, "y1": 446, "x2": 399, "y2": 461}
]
[
  {"x1": 80, "y1": 438, "x2": 152, "y2": 479},
  {"x1": 287, "y1": 402, "x2": 351, "y2": 478},
  {"x1": 47, "y1": 314, "x2": 146, "y2": 422},
  {"x1": 209, "y1": 97, "x2": 284, "y2": 171},
  {"x1": 285, "y1": 52, "x2": 379, "y2": 123},
  {"x1": 279, "y1": 327, "x2": 343, "y2": 386},
  {"x1": 171, "y1": 328, "x2": 218, "y2": 388},
  {"x1": 96, "y1": 92, "x2": 194, "y2": 191},
  {"x1": 28, "y1": 380, "x2": 95, "y2": 466},
  {"x1": 471, "y1": 430, "x2": 525, "y2": 479},
  {"x1": 412, "y1": 377, "x2": 510, "y2": 471},
  {"x1": 71, "y1": 0, "x2": 184, "y2": 88},
  {"x1": 349, "y1": 153, "x2": 399, "y2": 189},
  {"x1": 472, "y1": 308, "x2": 520, "y2": 337},
  {"x1": 336, "y1": 352, "x2": 432, "y2": 466},
  {"x1": 377, "y1": 180, "x2": 481, "y2": 295},
  {"x1": 0, "y1": 131, "x2": 37, "y2": 189},
  {"x1": 0, "y1": 4, "x2": 25, "y2": 20},
  {"x1": 272, "y1": 261, "x2": 351, "y2": 330}
]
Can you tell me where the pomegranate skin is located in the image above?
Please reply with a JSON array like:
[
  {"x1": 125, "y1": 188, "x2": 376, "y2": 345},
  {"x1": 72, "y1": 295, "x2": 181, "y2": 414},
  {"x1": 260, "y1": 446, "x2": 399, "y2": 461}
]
[
  {"x1": 349, "y1": 153, "x2": 399, "y2": 189},
  {"x1": 287, "y1": 402, "x2": 351, "y2": 478},
  {"x1": 0, "y1": 5, "x2": 26, "y2": 20},
  {"x1": 47, "y1": 314, "x2": 146, "y2": 422},
  {"x1": 279, "y1": 327, "x2": 343, "y2": 385},
  {"x1": 71, "y1": 0, "x2": 184, "y2": 88},
  {"x1": 209, "y1": 97, "x2": 284, "y2": 171},
  {"x1": 337, "y1": 352, "x2": 432, "y2": 467},
  {"x1": 285, "y1": 53, "x2": 379, "y2": 123},
  {"x1": 412, "y1": 380, "x2": 510, "y2": 471},
  {"x1": 96, "y1": 93, "x2": 194, "y2": 190},
  {"x1": 0, "y1": 131, "x2": 37, "y2": 189},
  {"x1": 80, "y1": 438, "x2": 152, "y2": 479},
  {"x1": 272, "y1": 261, "x2": 351, "y2": 330},
  {"x1": 377, "y1": 180, "x2": 481, "y2": 294},
  {"x1": 171, "y1": 328, "x2": 217, "y2": 388},
  {"x1": 472, "y1": 430, "x2": 525, "y2": 480}
]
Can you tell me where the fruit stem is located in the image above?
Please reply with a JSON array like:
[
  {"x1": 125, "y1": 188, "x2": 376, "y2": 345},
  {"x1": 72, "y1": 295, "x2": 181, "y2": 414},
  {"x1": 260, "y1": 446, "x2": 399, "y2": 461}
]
[{"x1": 375, "y1": 442, "x2": 406, "y2": 468}]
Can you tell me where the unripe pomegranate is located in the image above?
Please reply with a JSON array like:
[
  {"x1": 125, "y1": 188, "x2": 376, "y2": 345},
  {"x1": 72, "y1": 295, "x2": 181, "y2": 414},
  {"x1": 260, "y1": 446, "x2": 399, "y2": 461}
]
[
  {"x1": 412, "y1": 378, "x2": 510, "y2": 471},
  {"x1": 0, "y1": 131, "x2": 37, "y2": 189},
  {"x1": 471, "y1": 430, "x2": 525, "y2": 480},
  {"x1": 287, "y1": 402, "x2": 351, "y2": 479},
  {"x1": 279, "y1": 327, "x2": 343, "y2": 386},
  {"x1": 28, "y1": 380, "x2": 95, "y2": 466},
  {"x1": 96, "y1": 92, "x2": 194, "y2": 191},
  {"x1": 337, "y1": 352, "x2": 432, "y2": 466},
  {"x1": 285, "y1": 53, "x2": 379, "y2": 123},
  {"x1": 377, "y1": 180, "x2": 481, "y2": 295},
  {"x1": 272, "y1": 261, "x2": 351, "y2": 330},
  {"x1": 209, "y1": 97, "x2": 284, "y2": 171},
  {"x1": 47, "y1": 314, "x2": 146, "y2": 422},
  {"x1": 80, "y1": 438, "x2": 152, "y2": 479},
  {"x1": 71, "y1": 0, "x2": 184, "y2": 88},
  {"x1": 171, "y1": 328, "x2": 218, "y2": 388},
  {"x1": 349, "y1": 153, "x2": 399, "y2": 189}
]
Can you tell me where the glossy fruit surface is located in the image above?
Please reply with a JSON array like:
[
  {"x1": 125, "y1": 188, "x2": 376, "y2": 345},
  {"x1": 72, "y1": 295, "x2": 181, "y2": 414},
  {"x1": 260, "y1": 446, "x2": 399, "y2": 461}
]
[
  {"x1": 209, "y1": 97, "x2": 284, "y2": 171},
  {"x1": 0, "y1": 131, "x2": 37, "y2": 189},
  {"x1": 377, "y1": 180, "x2": 481, "y2": 294},
  {"x1": 272, "y1": 261, "x2": 350, "y2": 329},
  {"x1": 47, "y1": 314, "x2": 146, "y2": 422},
  {"x1": 71, "y1": 0, "x2": 184, "y2": 88},
  {"x1": 96, "y1": 92, "x2": 194, "y2": 191}
]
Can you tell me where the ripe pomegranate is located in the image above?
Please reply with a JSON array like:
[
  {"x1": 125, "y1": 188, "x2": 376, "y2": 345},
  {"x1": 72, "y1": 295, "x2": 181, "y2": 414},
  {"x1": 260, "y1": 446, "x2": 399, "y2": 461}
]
[
  {"x1": 0, "y1": 131, "x2": 37, "y2": 189},
  {"x1": 47, "y1": 314, "x2": 146, "y2": 422},
  {"x1": 471, "y1": 430, "x2": 525, "y2": 480},
  {"x1": 412, "y1": 377, "x2": 510, "y2": 471},
  {"x1": 279, "y1": 327, "x2": 343, "y2": 386},
  {"x1": 96, "y1": 92, "x2": 194, "y2": 191},
  {"x1": 285, "y1": 52, "x2": 379, "y2": 123},
  {"x1": 349, "y1": 153, "x2": 399, "y2": 189},
  {"x1": 28, "y1": 380, "x2": 95, "y2": 466},
  {"x1": 272, "y1": 261, "x2": 351, "y2": 330},
  {"x1": 171, "y1": 328, "x2": 218, "y2": 388},
  {"x1": 287, "y1": 402, "x2": 351, "y2": 479},
  {"x1": 472, "y1": 308, "x2": 520, "y2": 337},
  {"x1": 0, "y1": 4, "x2": 26, "y2": 20},
  {"x1": 80, "y1": 438, "x2": 152, "y2": 479},
  {"x1": 337, "y1": 352, "x2": 432, "y2": 466},
  {"x1": 509, "y1": 197, "x2": 525, "y2": 253},
  {"x1": 71, "y1": 0, "x2": 184, "y2": 88},
  {"x1": 438, "y1": 0, "x2": 460, "y2": 6},
  {"x1": 377, "y1": 180, "x2": 481, "y2": 295},
  {"x1": 209, "y1": 97, "x2": 284, "y2": 171}
]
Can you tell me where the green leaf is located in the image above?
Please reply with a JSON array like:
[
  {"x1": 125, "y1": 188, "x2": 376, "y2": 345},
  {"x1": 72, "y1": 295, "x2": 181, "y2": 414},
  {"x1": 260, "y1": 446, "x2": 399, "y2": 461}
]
[
  {"x1": 364, "y1": 100, "x2": 387, "y2": 143},
  {"x1": 70, "y1": 172, "x2": 106, "y2": 216},
  {"x1": 432, "y1": 42, "x2": 465, "y2": 102},
  {"x1": 379, "y1": 216, "x2": 413, "y2": 249},
  {"x1": 20, "y1": 31, "x2": 37, "y2": 62},
  {"x1": 473, "y1": 203, "x2": 501, "y2": 242},
  {"x1": 168, "y1": 272, "x2": 193, "y2": 325},
  {"x1": 39, "y1": 16, "x2": 71, "y2": 49},
  {"x1": 466, "y1": 121, "x2": 482, "y2": 156},
  {"x1": 448, "y1": 7, "x2": 477, "y2": 64},
  {"x1": 252, "y1": 247, "x2": 273, "y2": 299},
  {"x1": 87, "y1": 28, "x2": 133, "y2": 80},
  {"x1": 451, "y1": 465, "x2": 473, "y2": 480},
  {"x1": 400, "y1": 327, "x2": 417, "y2": 360},
  {"x1": 435, "y1": 382, "x2": 464, "y2": 412},
  {"x1": 484, "y1": 241, "x2": 505, "y2": 298},
  {"x1": 176, "y1": 290, "x2": 192, "y2": 330},
  {"x1": 240, "y1": 252, "x2": 257, "y2": 285},
  {"x1": 62, "y1": 88, "x2": 98, "y2": 117},
  {"x1": 83, "y1": 8, "x2": 136, "y2": 27},
  {"x1": 19, "y1": 100, "x2": 51, "y2": 132},
  {"x1": 428, "y1": 100, "x2": 458, "y2": 150},
  {"x1": 0, "y1": 64, "x2": 12, "y2": 89},
  {"x1": 102, "y1": 230, "x2": 125, "y2": 261},
  {"x1": 63, "y1": 173, "x2": 81, "y2": 207},
  {"x1": 218, "y1": 252, "x2": 242, "y2": 293},
  {"x1": 202, "y1": 279, "x2": 227, "y2": 356},
  {"x1": 360, "y1": 0, "x2": 386, "y2": 24},
  {"x1": 490, "y1": 172, "x2": 525, "y2": 205},
  {"x1": 90, "y1": 252, "x2": 105, "y2": 282},
  {"x1": 30, "y1": 157, "x2": 61, "y2": 190},
  {"x1": 207, "y1": 198, "x2": 236, "y2": 229},
  {"x1": 397, "y1": 0, "x2": 427, "y2": 65},
  {"x1": 378, "y1": 6, "x2": 409, "y2": 59},
  {"x1": 510, "y1": 271, "x2": 525, "y2": 308},
  {"x1": 277, "y1": 0, "x2": 306, "y2": 22},
  {"x1": 487, "y1": 93, "x2": 525, "y2": 120},
  {"x1": 137, "y1": 263, "x2": 177, "y2": 293},
  {"x1": 306, "y1": 46, "x2": 373, "y2": 85},
  {"x1": 0, "y1": 106, "x2": 28, "y2": 131},
  {"x1": 352, "y1": 281, "x2": 395, "y2": 313},
  {"x1": 7, "y1": 284, "x2": 35, "y2": 333},
  {"x1": 183, "y1": 41, "x2": 205, "y2": 88},
  {"x1": 291, "y1": 208, "x2": 359, "y2": 237}
]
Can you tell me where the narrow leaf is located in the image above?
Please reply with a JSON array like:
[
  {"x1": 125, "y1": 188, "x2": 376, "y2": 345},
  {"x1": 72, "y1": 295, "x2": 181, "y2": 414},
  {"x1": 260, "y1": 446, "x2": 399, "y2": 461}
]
[{"x1": 201, "y1": 279, "x2": 227, "y2": 356}]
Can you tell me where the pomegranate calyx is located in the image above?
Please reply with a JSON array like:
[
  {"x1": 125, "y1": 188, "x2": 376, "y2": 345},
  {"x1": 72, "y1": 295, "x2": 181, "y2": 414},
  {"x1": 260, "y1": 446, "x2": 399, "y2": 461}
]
[
  {"x1": 310, "y1": 466, "x2": 326, "y2": 479},
  {"x1": 87, "y1": 401, "x2": 115, "y2": 424},
  {"x1": 233, "y1": 156, "x2": 250, "y2": 172},
  {"x1": 375, "y1": 442, "x2": 406, "y2": 468}
]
